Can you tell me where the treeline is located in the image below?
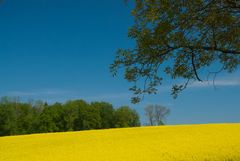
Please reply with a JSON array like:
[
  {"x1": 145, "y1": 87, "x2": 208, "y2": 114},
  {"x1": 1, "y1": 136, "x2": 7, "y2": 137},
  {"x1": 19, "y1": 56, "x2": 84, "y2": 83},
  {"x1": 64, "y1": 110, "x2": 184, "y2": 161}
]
[{"x1": 0, "y1": 97, "x2": 140, "y2": 137}]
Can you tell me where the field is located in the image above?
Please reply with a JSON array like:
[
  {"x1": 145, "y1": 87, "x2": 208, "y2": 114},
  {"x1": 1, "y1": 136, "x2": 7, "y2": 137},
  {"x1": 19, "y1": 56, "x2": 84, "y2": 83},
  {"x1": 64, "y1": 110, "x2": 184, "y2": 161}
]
[{"x1": 0, "y1": 123, "x2": 240, "y2": 161}]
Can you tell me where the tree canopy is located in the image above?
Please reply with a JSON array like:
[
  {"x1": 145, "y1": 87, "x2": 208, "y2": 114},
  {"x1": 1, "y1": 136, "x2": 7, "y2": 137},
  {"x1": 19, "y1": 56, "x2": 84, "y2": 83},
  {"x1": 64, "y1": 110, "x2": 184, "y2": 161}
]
[
  {"x1": 111, "y1": 0, "x2": 240, "y2": 103},
  {"x1": 0, "y1": 97, "x2": 140, "y2": 137}
]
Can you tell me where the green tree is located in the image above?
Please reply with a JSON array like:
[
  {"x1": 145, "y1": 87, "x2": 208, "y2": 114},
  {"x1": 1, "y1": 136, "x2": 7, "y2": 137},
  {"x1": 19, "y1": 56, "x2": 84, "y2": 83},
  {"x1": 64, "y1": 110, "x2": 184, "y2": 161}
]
[
  {"x1": 0, "y1": 97, "x2": 35, "y2": 135},
  {"x1": 15, "y1": 103, "x2": 35, "y2": 134},
  {"x1": 76, "y1": 105, "x2": 102, "y2": 130},
  {"x1": 37, "y1": 110, "x2": 57, "y2": 133},
  {"x1": 37, "y1": 102, "x2": 65, "y2": 133},
  {"x1": 0, "y1": 102, "x2": 17, "y2": 136},
  {"x1": 114, "y1": 106, "x2": 140, "y2": 128},
  {"x1": 111, "y1": 0, "x2": 240, "y2": 103},
  {"x1": 91, "y1": 102, "x2": 115, "y2": 128},
  {"x1": 62, "y1": 100, "x2": 87, "y2": 131},
  {"x1": 0, "y1": 98, "x2": 142, "y2": 137}
]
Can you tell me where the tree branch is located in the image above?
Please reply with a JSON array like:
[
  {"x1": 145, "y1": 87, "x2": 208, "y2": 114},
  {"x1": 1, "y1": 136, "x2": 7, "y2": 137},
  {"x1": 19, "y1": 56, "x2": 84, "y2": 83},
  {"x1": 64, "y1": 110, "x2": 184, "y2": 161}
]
[
  {"x1": 191, "y1": 51, "x2": 202, "y2": 82},
  {"x1": 184, "y1": 46, "x2": 240, "y2": 55}
]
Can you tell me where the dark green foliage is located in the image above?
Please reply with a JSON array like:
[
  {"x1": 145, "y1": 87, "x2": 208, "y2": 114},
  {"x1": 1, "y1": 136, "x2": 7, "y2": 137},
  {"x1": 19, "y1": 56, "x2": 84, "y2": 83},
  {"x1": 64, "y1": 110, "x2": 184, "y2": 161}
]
[
  {"x1": 111, "y1": 0, "x2": 240, "y2": 103},
  {"x1": 62, "y1": 100, "x2": 84, "y2": 131},
  {"x1": 0, "y1": 97, "x2": 141, "y2": 137},
  {"x1": 77, "y1": 105, "x2": 101, "y2": 130},
  {"x1": 37, "y1": 103, "x2": 62, "y2": 133},
  {"x1": 91, "y1": 102, "x2": 115, "y2": 129},
  {"x1": 0, "y1": 97, "x2": 36, "y2": 135},
  {"x1": 15, "y1": 103, "x2": 35, "y2": 134},
  {"x1": 114, "y1": 106, "x2": 140, "y2": 128},
  {"x1": 0, "y1": 103, "x2": 17, "y2": 136}
]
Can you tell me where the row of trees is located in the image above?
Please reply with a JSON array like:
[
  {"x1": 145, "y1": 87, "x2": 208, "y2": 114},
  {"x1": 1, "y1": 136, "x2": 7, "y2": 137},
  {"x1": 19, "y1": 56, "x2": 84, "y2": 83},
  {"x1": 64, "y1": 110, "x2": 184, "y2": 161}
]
[{"x1": 0, "y1": 97, "x2": 140, "y2": 136}]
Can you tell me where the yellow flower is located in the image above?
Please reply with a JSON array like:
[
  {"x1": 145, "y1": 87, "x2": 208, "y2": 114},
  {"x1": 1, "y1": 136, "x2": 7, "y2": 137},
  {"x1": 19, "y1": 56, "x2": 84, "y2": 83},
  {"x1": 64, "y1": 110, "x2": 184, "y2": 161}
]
[{"x1": 0, "y1": 123, "x2": 240, "y2": 161}]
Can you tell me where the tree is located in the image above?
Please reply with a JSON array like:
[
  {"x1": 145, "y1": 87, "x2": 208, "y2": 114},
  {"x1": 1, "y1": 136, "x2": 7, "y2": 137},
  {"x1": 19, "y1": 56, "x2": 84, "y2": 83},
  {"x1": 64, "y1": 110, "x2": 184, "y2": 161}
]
[
  {"x1": 144, "y1": 105, "x2": 154, "y2": 126},
  {"x1": 114, "y1": 106, "x2": 140, "y2": 128},
  {"x1": 144, "y1": 105, "x2": 170, "y2": 126},
  {"x1": 0, "y1": 97, "x2": 143, "y2": 137},
  {"x1": 36, "y1": 102, "x2": 64, "y2": 133},
  {"x1": 91, "y1": 102, "x2": 115, "y2": 129},
  {"x1": 0, "y1": 101, "x2": 17, "y2": 136},
  {"x1": 15, "y1": 103, "x2": 35, "y2": 134},
  {"x1": 0, "y1": 97, "x2": 35, "y2": 135},
  {"x1": 111, "y1": 0, "x2": 240, "y2": 103},
  {"x1": 63, "y1": 100, "x2": 87, "y2": 131},
  {"x1": 37, "y1": 108, "x2": 58, "y2": 133},
  {"x1": 76, "y1": 104, "x2": 102, "y2": 130},
  {"x1": 154, "y1": 105, "x2": 170, "y2": 125}
]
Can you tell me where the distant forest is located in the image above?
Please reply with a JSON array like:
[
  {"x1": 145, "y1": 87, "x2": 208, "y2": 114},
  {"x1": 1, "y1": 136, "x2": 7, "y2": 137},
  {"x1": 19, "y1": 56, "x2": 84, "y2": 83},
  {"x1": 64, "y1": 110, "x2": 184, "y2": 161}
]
[{"x1": 0, "y1": 97, "x2": 140, "y2": 137}]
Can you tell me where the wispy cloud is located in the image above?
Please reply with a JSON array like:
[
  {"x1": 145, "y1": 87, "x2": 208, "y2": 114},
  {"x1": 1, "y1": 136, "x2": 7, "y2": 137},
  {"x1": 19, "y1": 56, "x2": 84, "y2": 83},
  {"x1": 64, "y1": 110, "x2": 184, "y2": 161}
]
[
  {"x1": 6, "y1": 91, "x2": 38, "y2": 96},
  {"x1": 6, "y1": 89, "x2": 71, "y2": 97},
  {"x1": 75, "y1": 79, "x2": 240, "y2": 101},
  {"x1": 188, "y1": 79, "x2": 240, "y2": 88},
  {"x1": 3, "y1": 90, "x2": 132, "y2": 103},
  {"x1": 83, "y1": 93, "x2": 131, "y2": 101},
  {"x1": 3, "y1": 79, "x2": 239, "y2": 103}
]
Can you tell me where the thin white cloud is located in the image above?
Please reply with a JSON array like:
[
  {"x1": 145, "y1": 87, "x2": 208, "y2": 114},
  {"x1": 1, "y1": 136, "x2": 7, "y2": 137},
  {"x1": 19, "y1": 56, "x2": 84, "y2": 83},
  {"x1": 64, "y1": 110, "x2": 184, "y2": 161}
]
[
  {"x1": 6, "y1": 89, "x2": 71, "y2": 97},
  {"x1": 7, "y1": 91, "x2": 38, "y2": 96},
  {"x1": 83, "y1": 93, "x2": 131, "y2": 101},
  {"x1": 4, "y1": 79, "x2": 239, "y2": 102},
  {"x1": 2, "y1": 89, "x2": 132, "y2": 104},
  {"x1": 189, "y1": 79, "x2": 240, "y2": 88}
]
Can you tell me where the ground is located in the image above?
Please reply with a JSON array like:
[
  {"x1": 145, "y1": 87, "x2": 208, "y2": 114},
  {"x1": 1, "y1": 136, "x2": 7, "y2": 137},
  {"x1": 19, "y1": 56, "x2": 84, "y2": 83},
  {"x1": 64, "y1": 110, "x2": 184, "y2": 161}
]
[{"x1": 0, "y1": 123, "x2": 240, "y2": 161}]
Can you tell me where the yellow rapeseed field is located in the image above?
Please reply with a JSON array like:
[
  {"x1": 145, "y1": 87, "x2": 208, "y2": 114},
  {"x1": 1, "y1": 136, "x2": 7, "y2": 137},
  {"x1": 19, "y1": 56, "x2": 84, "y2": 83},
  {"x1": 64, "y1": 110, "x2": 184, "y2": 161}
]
[{"x1": 0, "y1": 123, "x2": 240, "y2": 161}]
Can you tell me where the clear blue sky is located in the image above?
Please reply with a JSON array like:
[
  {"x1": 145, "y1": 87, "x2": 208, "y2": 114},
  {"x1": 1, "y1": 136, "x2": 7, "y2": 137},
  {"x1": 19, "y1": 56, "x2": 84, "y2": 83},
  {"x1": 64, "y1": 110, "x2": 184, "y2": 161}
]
[{"x1": 0, "y1": 0, "x2": 239, "y2": 124}]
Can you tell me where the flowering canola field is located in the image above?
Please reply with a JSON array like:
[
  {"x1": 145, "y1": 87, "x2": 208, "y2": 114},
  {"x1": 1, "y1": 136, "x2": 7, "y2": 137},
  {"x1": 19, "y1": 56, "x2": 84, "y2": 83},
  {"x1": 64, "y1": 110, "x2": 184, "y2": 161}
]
[{"x1": 0, "y1": 123, "x2": 240, "y2": 161}]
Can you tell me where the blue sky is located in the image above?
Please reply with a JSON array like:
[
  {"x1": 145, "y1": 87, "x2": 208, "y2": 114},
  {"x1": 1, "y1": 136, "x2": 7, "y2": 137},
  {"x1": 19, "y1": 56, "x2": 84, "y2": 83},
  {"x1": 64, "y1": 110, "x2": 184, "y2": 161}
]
[{"x1": 0, "y1": 0, "x2": 239, "y2": 124}]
